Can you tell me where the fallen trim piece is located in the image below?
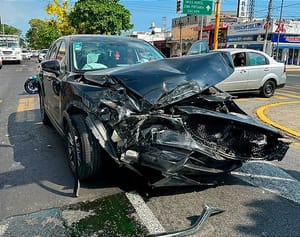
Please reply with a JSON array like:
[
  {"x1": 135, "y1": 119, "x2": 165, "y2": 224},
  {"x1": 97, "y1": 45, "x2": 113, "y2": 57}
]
[{"x1": 147, "y1": 204, "x2": 224, "y2": 237}]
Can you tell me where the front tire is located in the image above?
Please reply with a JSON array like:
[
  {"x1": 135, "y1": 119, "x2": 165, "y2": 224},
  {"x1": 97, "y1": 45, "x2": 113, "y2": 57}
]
[
  {"x1": 65, "y1": 114, "x2": 105, "y2": 180},
  {"x1": 260, "y1": 80, "x2": 275, "y2": 97}
]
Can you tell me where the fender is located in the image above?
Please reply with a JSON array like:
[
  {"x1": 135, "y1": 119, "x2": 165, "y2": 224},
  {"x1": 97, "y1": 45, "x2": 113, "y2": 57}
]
[{"x1": 85, "y1": 116, "x2": 119, "y2": 162}]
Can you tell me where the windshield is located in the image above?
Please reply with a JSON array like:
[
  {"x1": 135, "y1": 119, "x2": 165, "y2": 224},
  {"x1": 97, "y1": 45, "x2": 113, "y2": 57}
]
[
  {"x1": 72, "y1": 40, "x2": 164, "y2": 71},
  {"x1": 0, "y1": 41, "x2": 18, "y2": 48}
]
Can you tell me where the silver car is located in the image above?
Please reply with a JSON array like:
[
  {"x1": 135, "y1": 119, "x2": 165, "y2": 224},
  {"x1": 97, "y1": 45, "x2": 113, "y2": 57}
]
[{"x1": 213, "y1": 48, "x2": 286, "y2": 97}]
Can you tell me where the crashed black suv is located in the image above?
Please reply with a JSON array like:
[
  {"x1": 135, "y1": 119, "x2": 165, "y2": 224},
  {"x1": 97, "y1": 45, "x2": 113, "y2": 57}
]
[{"x1": 38, "y1": 35, "x2": 289, "y2": 187}]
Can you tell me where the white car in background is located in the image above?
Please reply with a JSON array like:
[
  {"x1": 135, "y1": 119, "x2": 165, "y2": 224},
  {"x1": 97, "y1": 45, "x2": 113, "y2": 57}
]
[
  {"x1": 213, "y1": 48, "x2": 286, "y2": 97},
  {"x1": 38, "y1": 49, "x2": 48, "y2": 63},
  {"x1": 21, "y1": 49, "x2": 32, "y2": 60}
]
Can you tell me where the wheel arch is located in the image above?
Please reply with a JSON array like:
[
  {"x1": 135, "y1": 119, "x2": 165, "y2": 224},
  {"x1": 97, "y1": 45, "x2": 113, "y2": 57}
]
[
  {"x1": 261, "y1": 75, "x2": 278, "y2": 88},
  {"x1": 62, "y1": 105, "x2": 118, "y2": 161}
]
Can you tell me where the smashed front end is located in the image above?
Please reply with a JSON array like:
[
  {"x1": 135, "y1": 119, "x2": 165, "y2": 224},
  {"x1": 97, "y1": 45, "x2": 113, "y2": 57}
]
[{"x1": 82, "y1": 52, "x2": 289, "y2": 187}]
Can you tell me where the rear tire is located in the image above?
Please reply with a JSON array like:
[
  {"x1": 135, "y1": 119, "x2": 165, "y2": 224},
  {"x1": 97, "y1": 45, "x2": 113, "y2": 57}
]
[
  {"x1": 65, "y1": 114, "x2": 105, "y2": 180},
  {"x1": 260, "y1": 80, "x2": 275, "y2": 98}
]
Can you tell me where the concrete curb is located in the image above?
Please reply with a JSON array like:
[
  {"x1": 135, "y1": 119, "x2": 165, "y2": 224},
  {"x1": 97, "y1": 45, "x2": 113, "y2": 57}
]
[{"x1": 256, "y1": 101, "x2": 300, "y2": 138}]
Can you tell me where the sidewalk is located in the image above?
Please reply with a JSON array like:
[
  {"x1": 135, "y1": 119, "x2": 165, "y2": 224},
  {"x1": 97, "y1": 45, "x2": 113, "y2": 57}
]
[
  {"x1": 286, "y1": 65, "x2": 300, "y2": 72},
  {"x1": 256, "y1": 101, "x2": 300, "y2": 138}
]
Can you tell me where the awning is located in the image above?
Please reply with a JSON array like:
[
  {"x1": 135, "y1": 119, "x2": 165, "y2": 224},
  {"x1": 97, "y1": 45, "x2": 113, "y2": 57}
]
[{"x1": 275, "y1": 44, "x2": 300, "y2": 49}]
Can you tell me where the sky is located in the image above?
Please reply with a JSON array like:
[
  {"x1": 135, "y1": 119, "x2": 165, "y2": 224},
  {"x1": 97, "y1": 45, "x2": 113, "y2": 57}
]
[{"x1": 0, "y1": 0, "x2": 299, "y2": 37}]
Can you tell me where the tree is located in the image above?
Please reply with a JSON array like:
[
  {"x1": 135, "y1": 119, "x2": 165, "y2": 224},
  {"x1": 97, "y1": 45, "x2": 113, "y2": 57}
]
[
  {"x1": 68, "y1": 0, "x2": 133, "y2": 35},
  {"x1": 45, "y1": 0, "x2": 77, "y2": 35},
  {"x1": 0, "y1": 24, "x2": 21, "y2": 35},
  {"x1": 26, "y1": 19, "x2": 59, "y2": 49}
]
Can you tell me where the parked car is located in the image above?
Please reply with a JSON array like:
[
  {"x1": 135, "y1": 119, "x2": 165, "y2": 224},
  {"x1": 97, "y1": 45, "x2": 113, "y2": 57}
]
[
  {"x1": 186, "y1": 39, "x2": 209, "y2": 56},
  {"x1": 38, "y1": 35, "x2": 289, "y2": 187},
  {"x1": 31, "y1": 50, "x2": 39, "y2": 57},
  {"x1": 38, "y1": 49, "x2": 48, "y2": 63},
  {"x1": 212, "y1": 48, "x2": 286, "y2": 97},
  {"x1": 21, "y1": 49, "x2": 32, "y2": 60}
]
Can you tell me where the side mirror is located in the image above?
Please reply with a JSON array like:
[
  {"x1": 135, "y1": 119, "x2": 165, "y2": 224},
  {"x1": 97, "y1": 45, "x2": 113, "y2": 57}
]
[{"x1": 41, "y1": 60, "x2": 60, "y2": 77}]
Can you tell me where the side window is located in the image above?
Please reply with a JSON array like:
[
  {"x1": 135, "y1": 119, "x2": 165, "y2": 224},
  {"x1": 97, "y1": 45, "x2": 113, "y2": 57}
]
[
  {"x1": 232, "y1": 52, "x2": 246, "y2": 67},
  {"x1": 248, "y1": 52, "x2": 268, "y2": 66},
  {"x1": 57, "y1": 41, "x2": 66, "y2": 72},
  {"x1": 48, "y1": 41, "x2": 60, "y2": 60}
]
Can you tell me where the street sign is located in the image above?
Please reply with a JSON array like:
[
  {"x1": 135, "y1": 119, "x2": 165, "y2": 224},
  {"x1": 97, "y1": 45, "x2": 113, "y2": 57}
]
[{"x1": 183, "y1": 0, "x2": 213, "y2": 15}]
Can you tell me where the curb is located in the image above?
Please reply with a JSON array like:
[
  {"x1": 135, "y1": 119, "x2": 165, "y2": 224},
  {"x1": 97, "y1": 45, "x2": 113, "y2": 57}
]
[{"x1": 256, "y1": 101, "x2": 300, "y2": 137}]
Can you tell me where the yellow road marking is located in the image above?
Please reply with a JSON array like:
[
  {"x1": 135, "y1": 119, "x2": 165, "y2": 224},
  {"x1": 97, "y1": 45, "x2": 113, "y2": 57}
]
[
  {"x1": 256, "y1": 101, "x2": 300, "y2": 137},
  {"x1": 17, "y1": 97, "x2": 36, "y2": 112},
  {"x1": 276, "y1": 92, "x2": 300, "y2": 99},
  {"x1": 273, "y1": 95, "x2": 288, "y2": 99}
]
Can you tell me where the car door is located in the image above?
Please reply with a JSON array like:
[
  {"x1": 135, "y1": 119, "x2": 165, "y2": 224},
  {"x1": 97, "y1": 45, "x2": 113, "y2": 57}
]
[
  {"x1": 216, "y1": 52, "x2": 249, "y2": 92},
  {"x1": 245, "y1": 52, "x2": 270, "y2": 90},
  {"x1": 41, "y1": 40, "x2": 66, "y2": 126}
]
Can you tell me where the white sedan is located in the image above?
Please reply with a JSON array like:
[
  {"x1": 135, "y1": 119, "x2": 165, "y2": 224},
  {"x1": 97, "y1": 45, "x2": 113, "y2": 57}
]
[{"x1": 213, "y1": 48, "x2": 286, "y2": 97}]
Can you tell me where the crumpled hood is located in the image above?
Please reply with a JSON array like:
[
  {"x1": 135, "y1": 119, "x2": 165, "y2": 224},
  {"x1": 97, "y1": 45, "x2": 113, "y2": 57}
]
[{"x1": 84, "y1": 52, "x2": 234, "y2": 105}]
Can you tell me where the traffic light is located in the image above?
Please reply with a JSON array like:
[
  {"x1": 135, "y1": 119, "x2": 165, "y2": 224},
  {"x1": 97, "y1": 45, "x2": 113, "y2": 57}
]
[{"x1": 176, "y1": 0, "x2": 181, "y2": 14}]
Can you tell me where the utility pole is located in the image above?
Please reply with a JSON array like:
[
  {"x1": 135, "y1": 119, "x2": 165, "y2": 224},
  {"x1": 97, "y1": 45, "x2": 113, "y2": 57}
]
[
  {"x1": 276, "y1": 0, "x2": 284, "y2": 60},
  {"x1": 249, "y1": 0, "x2": 255, "y2": 22},
  {"x1": 213, "y1": 0, "x2": 221, "y2": 49},
  {"x1": 263, "y1": 0, "x2": 272, "y2": 53}
]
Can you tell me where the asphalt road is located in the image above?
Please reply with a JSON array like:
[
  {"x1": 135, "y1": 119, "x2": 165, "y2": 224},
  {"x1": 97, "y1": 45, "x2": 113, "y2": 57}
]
[{"x1": 0, "y1": 59, "x2": 299, "y2": 237}]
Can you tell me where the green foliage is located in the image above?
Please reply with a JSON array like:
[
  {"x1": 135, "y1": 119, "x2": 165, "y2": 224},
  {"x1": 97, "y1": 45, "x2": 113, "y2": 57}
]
[
  {"x1": 26, "y1": 19, "x2": 59, "y2": 49},
  {"x1": 68, "y1": 0, "x2": 133, "y2": 35},
  {"x1": 0, "y1": 24, "x2": 21, "y2": 35},
  {"x1": 45, "y1": 0, "x2": 77, "y2": 35},
  {"x1": 0, "y1": 24, "x2": 26, "y2": 47}
]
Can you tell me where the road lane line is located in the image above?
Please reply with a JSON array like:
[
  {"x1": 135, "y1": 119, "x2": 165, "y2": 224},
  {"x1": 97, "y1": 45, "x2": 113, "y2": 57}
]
[
  {"x1": 273, "y1": 95, "x2": 288, "y2": 100},
  {"x1": 126, "y1": 192, "x2": 165, "y2": 235},
  {"x1": 256, "y1": 101, "x2": 300, "y2": 137},
  {"x1": 17, "y1": 97, "x2": 36, "y2": 112},
  {"x1": 276, "y1": 92, "x2": 300, "y2": 99}
]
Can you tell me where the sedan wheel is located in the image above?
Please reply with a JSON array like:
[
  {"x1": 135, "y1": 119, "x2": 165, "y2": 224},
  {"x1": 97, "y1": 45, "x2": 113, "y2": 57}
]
[
  {"x1": 260, "y1": 80, "x2": 275, "y2": 98},
  {"x1": 65, "y1": 114, "x2": 105, "y2": 180}
]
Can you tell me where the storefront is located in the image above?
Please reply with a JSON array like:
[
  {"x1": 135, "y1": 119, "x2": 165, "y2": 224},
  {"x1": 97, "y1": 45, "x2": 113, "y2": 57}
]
[
  {"x1": 226, "y1": 20, "x2": 268, "y2": 51},
  {"x1": 271, "y1": 21, "x2": 300, "y2": 65},
  {"x1": 226, "y1": 19, "x2": 300, "y2": 65}
]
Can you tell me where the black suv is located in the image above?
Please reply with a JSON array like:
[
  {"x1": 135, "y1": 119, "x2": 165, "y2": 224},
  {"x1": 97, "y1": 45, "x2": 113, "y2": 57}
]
[{"x1": 38, "y1": 34, "x2": 288, "y2": 187}]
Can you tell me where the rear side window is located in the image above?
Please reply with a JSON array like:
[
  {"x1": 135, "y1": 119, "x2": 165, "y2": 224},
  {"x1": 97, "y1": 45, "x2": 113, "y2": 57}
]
[{"x1": 248, "y1": 52, "x2": 268, "y2": 66}]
